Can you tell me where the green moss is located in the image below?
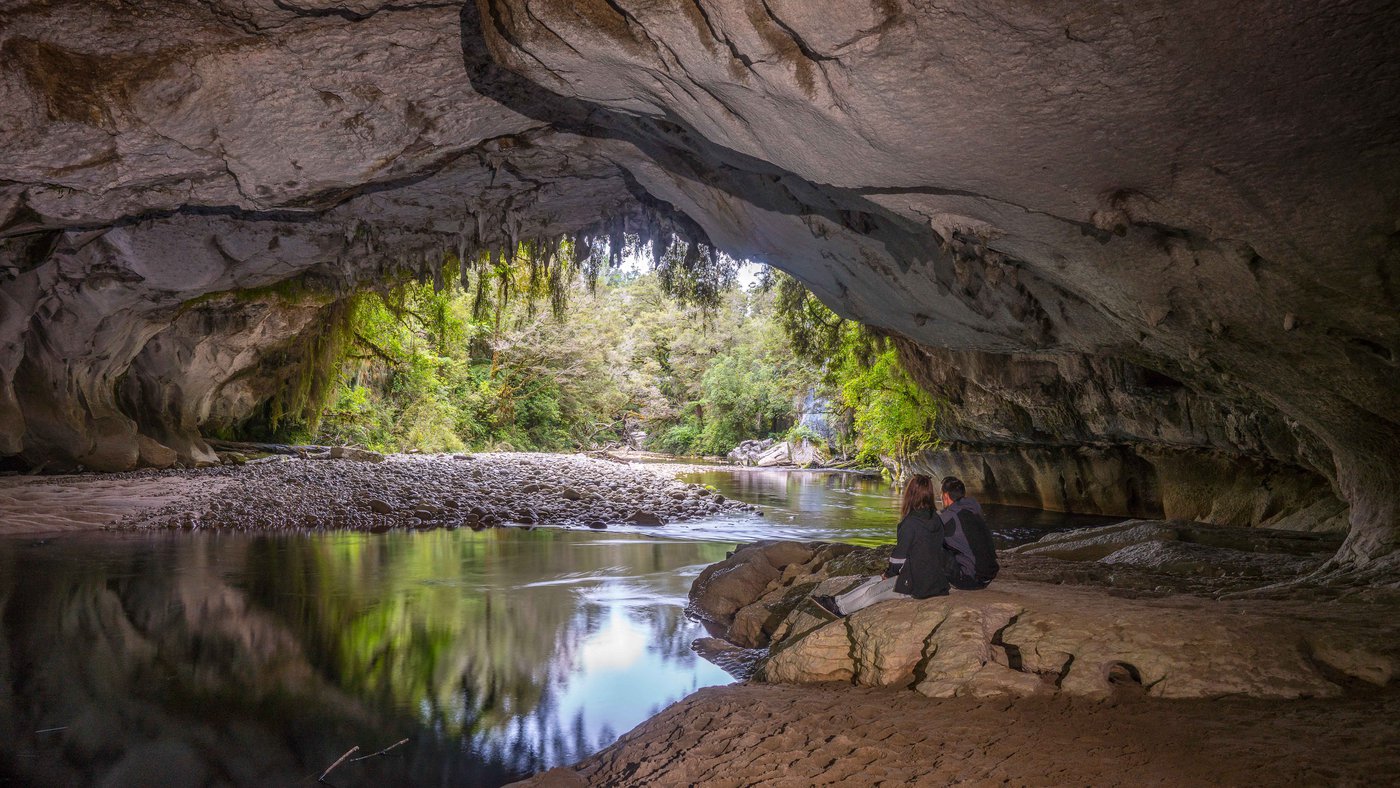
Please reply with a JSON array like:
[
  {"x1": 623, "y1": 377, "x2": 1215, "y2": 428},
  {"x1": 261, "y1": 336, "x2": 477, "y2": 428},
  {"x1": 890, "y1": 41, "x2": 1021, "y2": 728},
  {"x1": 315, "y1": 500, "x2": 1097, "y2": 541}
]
[
  {"x1": 177, "y1": 273, "x2": 343, "y2": 316},
  {"x1": 264, "y1": 294, "x2": 362, "y2": 434}
]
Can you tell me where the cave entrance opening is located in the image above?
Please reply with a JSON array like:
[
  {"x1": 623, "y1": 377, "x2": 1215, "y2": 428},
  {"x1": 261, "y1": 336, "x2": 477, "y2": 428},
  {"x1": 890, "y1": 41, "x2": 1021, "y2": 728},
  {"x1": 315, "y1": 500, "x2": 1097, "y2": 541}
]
[{"x1": 208, "y1": 232, "x2": 931, "y2": 472}]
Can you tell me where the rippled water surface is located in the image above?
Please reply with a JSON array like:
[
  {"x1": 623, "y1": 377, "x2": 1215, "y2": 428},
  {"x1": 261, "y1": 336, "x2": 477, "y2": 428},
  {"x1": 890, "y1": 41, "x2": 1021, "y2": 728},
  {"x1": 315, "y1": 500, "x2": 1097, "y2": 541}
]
[{"x1": 0, "y1": 466, "x2": 1120, "y2": 786}]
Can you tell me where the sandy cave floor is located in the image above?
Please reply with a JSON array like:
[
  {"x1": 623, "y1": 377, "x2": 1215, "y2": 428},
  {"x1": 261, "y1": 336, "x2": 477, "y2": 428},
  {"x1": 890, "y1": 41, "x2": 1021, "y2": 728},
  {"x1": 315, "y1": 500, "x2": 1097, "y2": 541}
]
[
  {"x1": 0, "y1": 472, "x2": 233, "y2": 535},
  {"x1": 515, "y1": 682, "x2": 1400, "y2": 788}
]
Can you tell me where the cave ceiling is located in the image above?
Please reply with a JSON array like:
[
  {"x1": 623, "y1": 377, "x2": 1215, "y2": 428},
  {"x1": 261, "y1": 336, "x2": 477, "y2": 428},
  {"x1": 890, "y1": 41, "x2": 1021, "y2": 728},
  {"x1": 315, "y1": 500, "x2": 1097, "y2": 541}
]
[{"x1": 1, "y1": 0, "x2": 1397, "y2": 565}]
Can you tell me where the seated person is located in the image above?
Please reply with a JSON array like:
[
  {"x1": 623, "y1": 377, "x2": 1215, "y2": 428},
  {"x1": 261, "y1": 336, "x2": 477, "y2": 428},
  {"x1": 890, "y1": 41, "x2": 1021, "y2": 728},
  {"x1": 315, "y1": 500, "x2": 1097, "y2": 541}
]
[
  {"x1": 938, "y1": 475, "x2": 999, "y2": 590},
  {"x1": 813, "y1": 474, "x2": 998, "y2": 617}
]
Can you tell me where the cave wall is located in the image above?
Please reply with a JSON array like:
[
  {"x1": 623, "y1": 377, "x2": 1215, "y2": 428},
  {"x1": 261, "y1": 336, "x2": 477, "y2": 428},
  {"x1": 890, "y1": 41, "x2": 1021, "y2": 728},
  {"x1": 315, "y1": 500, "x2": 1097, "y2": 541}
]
[
  {"x1": 1, "y1": 1, "x2": 1397, "y2": 567},
  {"x1": 896, "y1": 344, "x2": 1350, "y2": 531}
]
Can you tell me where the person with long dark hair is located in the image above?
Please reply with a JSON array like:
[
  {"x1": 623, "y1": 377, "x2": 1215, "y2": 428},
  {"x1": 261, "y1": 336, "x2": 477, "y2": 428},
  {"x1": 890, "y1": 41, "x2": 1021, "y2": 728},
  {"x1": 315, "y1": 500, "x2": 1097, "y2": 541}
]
[{"x1": 813, "y1": 474, "x2": 998, "y2": 617}]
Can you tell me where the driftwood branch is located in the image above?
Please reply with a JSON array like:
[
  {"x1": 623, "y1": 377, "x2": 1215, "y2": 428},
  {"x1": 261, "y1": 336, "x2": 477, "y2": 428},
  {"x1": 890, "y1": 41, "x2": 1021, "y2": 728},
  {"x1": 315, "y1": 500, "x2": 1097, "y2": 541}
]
[
  {"x1": 317, "y1": 746, "x2": 359, "y2": 783},
  {"x1": 348, "y1": 738, "x2": 409, "y2": 763}
]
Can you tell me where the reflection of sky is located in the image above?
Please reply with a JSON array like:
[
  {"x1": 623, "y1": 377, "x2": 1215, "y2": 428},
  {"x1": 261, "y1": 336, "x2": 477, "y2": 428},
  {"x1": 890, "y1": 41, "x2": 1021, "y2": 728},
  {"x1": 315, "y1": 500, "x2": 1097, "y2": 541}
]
[
  {"x1": 511, "y1": 564, "x2": 732, "y2": 765},
  {"x1": 549, "y1": 601, "x2": 729, "y2": 748}
]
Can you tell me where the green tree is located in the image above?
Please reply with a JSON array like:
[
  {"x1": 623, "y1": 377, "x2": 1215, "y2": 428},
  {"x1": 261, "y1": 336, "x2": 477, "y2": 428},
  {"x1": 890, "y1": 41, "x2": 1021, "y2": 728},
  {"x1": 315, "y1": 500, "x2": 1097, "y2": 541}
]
[{"x1": 770, "y1": 272, "x2": 940, "y2": 464}]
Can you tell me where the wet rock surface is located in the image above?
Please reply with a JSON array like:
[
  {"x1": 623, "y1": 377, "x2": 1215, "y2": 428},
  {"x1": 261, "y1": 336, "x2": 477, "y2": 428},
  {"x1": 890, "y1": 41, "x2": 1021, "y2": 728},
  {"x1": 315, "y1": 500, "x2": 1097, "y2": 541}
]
[
  {"x1": 688, "y1": 527, "x2": 1400, "y2": 700},
  {"x1": 119, "y1": 453, "x2": 755, "y2": 531}
]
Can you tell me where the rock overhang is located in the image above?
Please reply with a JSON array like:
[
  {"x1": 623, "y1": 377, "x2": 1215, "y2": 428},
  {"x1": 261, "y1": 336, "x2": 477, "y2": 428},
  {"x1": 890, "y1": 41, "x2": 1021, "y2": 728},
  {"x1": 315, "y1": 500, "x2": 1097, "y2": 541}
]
[{"x1": 1, "y1": 1, "x2": 1397, "y2": 566}]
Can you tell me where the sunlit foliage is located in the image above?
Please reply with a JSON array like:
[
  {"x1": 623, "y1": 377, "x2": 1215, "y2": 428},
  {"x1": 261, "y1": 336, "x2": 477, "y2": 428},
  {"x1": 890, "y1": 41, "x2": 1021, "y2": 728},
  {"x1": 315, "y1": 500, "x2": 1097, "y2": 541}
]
[
  {"x1": 242, "y1": 239, "x2": 939, "y2": 465},
  {"x1": 770, "y1": 272, "x2": 940, "y2": 463}
]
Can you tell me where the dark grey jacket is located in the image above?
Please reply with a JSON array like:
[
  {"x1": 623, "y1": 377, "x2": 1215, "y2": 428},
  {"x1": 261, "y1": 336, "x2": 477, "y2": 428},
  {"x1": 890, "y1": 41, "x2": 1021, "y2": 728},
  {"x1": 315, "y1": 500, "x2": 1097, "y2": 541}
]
[
  {"x1": 939, "y1": 497, "x2": 1000, "y2": 587},
  {"x1": 888, "y1": 507, "x2": 951, "y2": 598}
]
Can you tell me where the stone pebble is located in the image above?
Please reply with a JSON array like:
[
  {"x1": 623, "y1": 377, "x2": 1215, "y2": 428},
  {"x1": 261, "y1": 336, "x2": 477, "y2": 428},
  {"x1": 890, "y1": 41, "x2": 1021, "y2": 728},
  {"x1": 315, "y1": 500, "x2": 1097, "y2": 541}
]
[{"x1": 129, "y1": 452, "x2": 758, "y2": 532}]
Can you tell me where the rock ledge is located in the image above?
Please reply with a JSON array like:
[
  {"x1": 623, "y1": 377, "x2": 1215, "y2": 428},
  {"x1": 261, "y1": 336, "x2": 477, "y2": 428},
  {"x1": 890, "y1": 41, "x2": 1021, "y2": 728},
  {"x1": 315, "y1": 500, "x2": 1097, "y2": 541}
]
[{"x1": 689, "y1": 536, "x2": 1399, "y2": 699}]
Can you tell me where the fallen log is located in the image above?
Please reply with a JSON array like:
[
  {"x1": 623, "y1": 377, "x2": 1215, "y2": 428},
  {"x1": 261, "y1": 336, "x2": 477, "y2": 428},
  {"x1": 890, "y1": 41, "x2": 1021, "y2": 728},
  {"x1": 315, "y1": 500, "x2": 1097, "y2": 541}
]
[{"x1": 207, "y1": 439, "x2": 332, "y2": 456}]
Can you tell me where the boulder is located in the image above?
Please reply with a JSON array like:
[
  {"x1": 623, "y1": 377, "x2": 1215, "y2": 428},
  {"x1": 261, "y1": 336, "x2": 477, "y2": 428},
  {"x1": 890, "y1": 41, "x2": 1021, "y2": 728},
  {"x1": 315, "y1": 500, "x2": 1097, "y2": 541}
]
[
  {"x1": 688, "y1": 541, "x2": 818, "y2": 625},
  {"x1": 846, "y1": 599, "x2": 953, "y2": 687},
  {"x1": 688, "y1": 541, "x2": 879, "y2": 647},
  {"x1": 788, "y1": 439, "x2": 830, "y2": 469},
  {"x1": 755, "y1": 443, "x2": 791, "y2": 467},
  {"x1": 763, "y1": 616, "x2": 853, "y2": 684},
  {"x1": 623, "y1": 510, "x2": 664, "y2": 526},
  {"x1": 726, "y1": 439, "x2": 770, "y2": 466}
]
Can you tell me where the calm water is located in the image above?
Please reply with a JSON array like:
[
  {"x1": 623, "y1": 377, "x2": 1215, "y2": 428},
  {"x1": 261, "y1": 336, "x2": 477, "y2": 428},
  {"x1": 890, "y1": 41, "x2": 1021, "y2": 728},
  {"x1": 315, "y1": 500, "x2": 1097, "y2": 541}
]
[
  {"x1": 672, "y1": 467, "x2": 1123, "y2": 547},
  {"x1": 0, "y1": 530, "x2": 732, "y2": 786},
  {"x1": 0, "y1": 466, "x2": 1119, "y2": 786}
]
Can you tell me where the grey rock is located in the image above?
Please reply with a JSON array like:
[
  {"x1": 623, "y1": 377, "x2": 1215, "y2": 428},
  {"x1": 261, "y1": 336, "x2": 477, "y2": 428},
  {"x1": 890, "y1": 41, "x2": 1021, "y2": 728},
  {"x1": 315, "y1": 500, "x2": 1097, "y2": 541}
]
[
  {"x1": 1009, "y1": 521, "x2": 1181, "y2": 562},
  {"x1": 624, "y1": 510, "x2": 664, "y2": 526}
]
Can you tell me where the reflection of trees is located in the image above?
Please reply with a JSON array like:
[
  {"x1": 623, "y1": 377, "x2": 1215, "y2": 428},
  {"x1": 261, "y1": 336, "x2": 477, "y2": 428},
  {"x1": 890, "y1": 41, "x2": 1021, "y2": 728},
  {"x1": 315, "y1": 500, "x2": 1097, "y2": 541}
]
[
  {"x1": 239, "y1": 529, "x2": 730, "y2": 768},
  {"x1": 0, "y1": 531, "x2": 729, "y2": 786},
  {"x1": 0, "y1": 536, "x2": 394, "y2": 786}
]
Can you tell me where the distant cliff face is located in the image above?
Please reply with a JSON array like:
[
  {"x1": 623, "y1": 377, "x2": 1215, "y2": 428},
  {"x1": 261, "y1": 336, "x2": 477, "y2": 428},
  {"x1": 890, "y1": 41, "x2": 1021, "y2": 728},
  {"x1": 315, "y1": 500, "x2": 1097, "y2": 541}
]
[{"x1": 2, "y1": 1, "x2": 1397, "y2": 567}]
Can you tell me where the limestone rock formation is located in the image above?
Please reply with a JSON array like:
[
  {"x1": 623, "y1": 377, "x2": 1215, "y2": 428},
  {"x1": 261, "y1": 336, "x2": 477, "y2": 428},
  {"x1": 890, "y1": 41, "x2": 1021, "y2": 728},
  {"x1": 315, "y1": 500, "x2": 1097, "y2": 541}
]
[
  {"x1": 726, "y1": 438, "x2": 831, "y2": 468},
  {"x1": 688, "y1": 540, "x2": 872, "y2": 647},
  {"x1": 691, "y1": 536, "x2": 1400, "y2": 701},
  {"x1": 761, "y1": 585, "x2": 1396, "y2": 700},
  {"x1": 2, "y1": 2, "x2": 1397, "y2": 567},
  {"x1": 724, "y1": 438, "x2": 774, "y2": 466}
]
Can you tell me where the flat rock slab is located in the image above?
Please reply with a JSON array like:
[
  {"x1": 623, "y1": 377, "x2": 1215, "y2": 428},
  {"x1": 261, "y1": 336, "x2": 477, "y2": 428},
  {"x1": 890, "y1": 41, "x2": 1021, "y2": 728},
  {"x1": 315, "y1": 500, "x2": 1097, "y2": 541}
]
[
  {"x1": 759, "y1": 580, "x2": 1399, "y2": 699},
  {"x1": 507, "y1": 683, "x2": 1400, "y2": 787}
]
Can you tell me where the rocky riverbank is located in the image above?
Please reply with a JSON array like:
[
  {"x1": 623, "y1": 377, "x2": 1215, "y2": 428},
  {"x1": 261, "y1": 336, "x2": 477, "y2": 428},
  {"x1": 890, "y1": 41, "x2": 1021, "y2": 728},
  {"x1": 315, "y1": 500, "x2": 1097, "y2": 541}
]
[
  {"x1": 686, "y1": 536, "x2": 1398, "y2": 700},
  {"x1": 0, "y1": 453, "x2": 756, "y2": 535}
]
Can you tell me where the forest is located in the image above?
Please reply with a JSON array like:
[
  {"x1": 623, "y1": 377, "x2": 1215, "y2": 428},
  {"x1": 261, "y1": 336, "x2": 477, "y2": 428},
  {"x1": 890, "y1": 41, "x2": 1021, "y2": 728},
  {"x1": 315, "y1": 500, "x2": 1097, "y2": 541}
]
[{"x1": 249, "y1": 241, "x2": 940, "y2": 467}]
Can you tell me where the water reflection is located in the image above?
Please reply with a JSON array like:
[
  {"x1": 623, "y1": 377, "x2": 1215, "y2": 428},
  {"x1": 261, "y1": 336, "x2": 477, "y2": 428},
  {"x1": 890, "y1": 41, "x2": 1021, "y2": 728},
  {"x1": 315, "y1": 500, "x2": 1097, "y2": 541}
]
[
  {"x1": 0, "y1": 530, "x2": 731, "y2": 786},
  {"x1": 0, "y1": 468, "x2": 1123, "y2": 786},
  {"x1": 672, "y1": 468, "x2": 1123, "y2": 547}
]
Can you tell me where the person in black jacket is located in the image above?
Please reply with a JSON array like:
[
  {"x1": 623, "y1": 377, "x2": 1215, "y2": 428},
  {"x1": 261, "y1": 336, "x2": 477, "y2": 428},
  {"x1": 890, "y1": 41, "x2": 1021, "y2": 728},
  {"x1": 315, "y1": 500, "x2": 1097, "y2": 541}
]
[{"x1": 813, "y1": 475, "x2": 998, "y2": 617}]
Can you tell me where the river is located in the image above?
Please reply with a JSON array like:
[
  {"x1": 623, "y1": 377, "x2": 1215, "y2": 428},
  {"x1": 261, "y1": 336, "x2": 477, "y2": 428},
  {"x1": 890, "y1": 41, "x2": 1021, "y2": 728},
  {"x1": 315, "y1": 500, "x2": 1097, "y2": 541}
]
[{"x1": 0, "y1": 466, "x2": 1119, "y2": 786}]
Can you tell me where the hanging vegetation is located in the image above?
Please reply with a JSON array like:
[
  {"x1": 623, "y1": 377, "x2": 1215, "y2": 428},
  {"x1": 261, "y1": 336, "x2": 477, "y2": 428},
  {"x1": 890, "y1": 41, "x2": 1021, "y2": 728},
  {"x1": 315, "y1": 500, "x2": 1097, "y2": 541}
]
[{"x1": 231, "y1": 222, "x2": 937, "y2": 467}]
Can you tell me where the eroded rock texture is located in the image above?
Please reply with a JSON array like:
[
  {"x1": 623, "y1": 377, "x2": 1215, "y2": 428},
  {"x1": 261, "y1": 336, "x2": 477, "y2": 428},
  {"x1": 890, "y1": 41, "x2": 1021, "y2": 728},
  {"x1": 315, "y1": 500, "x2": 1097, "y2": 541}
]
[
  {"x1": 690, "y1": 540, "x2": 1400, "y2": 701},
  {"x1": 2, "y1": 2, "x2": 1397, "y2": 565}
]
